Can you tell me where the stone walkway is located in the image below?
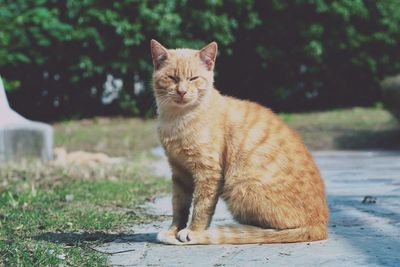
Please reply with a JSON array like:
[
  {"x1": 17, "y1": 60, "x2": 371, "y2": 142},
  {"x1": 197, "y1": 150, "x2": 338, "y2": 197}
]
[{"x1": 97, "y1": 151, "x2": 400, "y2": 267}]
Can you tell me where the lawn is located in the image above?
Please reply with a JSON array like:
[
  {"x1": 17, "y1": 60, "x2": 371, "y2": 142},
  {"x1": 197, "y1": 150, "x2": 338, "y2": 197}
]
[
  {"x1": 281, "y1": 107, "x2": 400, "y2": 150},
  {"x1": 0, "y1": 107, "x2": 399, "y2": 266},
  {"x1": 53, "y1": 117, "x2": 160, "y2": 158},
  {"x1": 0, "y1": 119, "x2": 168, "y2": 266}
]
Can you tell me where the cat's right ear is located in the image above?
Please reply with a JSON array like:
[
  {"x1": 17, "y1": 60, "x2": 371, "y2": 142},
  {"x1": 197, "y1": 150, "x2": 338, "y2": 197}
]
[{"x1": 151, "y1": 39, "x2": 169, "y2": 70}]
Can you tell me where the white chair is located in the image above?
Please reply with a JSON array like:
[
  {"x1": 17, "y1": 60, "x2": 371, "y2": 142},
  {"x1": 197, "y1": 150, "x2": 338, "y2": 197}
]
[{"x1": 0, "y1": 76, "x2": 53, "y2": 162}]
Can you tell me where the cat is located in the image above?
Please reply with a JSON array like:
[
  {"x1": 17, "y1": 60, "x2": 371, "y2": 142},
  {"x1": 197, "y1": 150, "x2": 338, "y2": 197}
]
[{"x1": 151, "y1": 39, "x2": 328, "y2": 245}]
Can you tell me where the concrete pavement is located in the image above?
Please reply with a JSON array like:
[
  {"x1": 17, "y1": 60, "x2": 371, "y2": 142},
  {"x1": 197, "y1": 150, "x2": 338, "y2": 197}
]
[{"x1": 97, "y1": 151, "x2": 400, "y2": 267}]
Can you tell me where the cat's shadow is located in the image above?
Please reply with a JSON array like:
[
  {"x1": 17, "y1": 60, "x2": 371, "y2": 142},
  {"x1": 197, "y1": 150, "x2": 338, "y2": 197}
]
[{"x1": 34, "y1": 231, "x2": 159, "y2": 246}]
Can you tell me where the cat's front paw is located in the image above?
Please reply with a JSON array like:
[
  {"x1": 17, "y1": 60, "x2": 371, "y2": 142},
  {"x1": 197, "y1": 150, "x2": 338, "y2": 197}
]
[
  {"x1": 157, "y1": 230, "x2": 182, "y2": 245},
  {"x1": 177, "y1": 228, "x2": 195, "y2": 243}
]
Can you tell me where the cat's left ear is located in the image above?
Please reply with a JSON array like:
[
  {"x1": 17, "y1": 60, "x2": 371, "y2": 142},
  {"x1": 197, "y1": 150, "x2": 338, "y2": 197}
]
[{"x1": 199, "y1": 42, "x2": 218, "y2": 70}]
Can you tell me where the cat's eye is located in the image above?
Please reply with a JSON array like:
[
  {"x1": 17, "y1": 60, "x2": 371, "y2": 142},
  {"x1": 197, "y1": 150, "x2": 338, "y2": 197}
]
[
  {"x1": 189, "y1": 76, "x2": 199, "y2": 81},
  {"x1": 168, "y1": 75, "x2": 178, "y2": 82}
]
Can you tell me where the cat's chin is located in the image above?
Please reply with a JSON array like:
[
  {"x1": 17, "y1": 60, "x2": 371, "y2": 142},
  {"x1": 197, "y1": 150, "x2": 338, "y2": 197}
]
[{"x1": 171, "y1": 98, "x2": 196, "y2": 107}]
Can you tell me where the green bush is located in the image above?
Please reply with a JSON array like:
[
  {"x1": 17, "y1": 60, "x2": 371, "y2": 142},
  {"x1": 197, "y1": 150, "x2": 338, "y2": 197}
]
[
  {"x1": 0, "y1": 0, "x2": 237, "y2": 119},
  {"x1": 1, "y1": 0, "x2": 400, "y2": 120},
  {"x1": 381, "y1": 75, "x2": 400, "y2": 121}
]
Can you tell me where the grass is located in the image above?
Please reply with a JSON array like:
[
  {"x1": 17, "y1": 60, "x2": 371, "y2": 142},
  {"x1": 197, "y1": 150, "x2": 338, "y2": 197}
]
[
  {"x1": 0, "y1": 163, "x2": 169, "y2": 266},
  {"x1": 53, "y1": 117, "x2": 159, "y2": 158},
  {"x1": 281, "y1": 107, "x2": 400, "y2": 150},
  {"x1": 0, "y1": 107, "x2": 399, "y2": 266},
  {"x1": 0, "y1": 118, "x2": 168, "y2": 266}
]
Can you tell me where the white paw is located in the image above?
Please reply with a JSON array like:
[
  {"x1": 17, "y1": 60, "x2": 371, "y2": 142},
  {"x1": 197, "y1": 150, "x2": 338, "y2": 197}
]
[
  {"x1": 177, "y1": 228, "x2": 193, "y2": 243},
  {"x1": 157, "y1": 230, "x2": 182, "y2": 245}
]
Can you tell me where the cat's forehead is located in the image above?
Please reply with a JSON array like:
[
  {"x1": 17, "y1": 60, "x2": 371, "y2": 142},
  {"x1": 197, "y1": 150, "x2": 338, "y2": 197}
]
[
  {"x1": 169, "y1": 48, "x2": 198, "y2": 57},
  {"x1": 164, "y1": 48, "x2": 205, "y2": 74}
]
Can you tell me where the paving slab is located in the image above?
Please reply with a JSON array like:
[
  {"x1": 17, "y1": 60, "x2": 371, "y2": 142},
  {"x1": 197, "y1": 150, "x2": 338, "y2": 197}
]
[{"x1": 96, "y1": 151, "x2": 400, "y2": 267}]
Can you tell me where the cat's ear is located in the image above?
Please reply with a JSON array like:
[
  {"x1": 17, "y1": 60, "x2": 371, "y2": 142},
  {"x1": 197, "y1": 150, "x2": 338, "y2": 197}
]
[
  {"x1": 199, "y1": 42, "x2": 218, "y2": 70},
  {"x1": 150, "y1": 39, "x2": 169, "y2": 70}
]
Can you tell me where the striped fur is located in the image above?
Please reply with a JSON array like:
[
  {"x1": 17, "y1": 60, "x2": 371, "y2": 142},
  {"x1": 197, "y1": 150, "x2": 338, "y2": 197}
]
[
  {"x1": 151, "y1": 40, "x2": 329, "y2": 245},
  {"x1": 158, "y1": 224, "x2": 327, "y2": 245}
]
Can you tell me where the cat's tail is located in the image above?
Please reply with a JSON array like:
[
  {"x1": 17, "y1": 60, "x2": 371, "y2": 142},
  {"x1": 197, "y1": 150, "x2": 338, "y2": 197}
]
[{"x1": 158, "y1": 224, "x2": 327, "y2": 245}]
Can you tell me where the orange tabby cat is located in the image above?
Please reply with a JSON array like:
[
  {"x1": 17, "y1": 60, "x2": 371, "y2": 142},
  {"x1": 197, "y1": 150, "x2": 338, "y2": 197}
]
[{"x1": 151, "y1": 39, "x2": 328, "y2": 245}]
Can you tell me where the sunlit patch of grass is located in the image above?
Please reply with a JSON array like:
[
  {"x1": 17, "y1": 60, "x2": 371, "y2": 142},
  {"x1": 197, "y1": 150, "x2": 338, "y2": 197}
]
[
  {"x1": 1, "y1": 117, "x2": 167, "y2": 266},
  {"x1": 280, "y1": 107, "x2": 400, "y2": 150},
  {"x1": 53, "y1": 117, "x2": 159, "y2": 158},
  {"x1": 281, "y1": 107, "x2": 395, "y2": 129},
  {"x1": 0, "y1": 160, "x2": 169, "y2": 266}
]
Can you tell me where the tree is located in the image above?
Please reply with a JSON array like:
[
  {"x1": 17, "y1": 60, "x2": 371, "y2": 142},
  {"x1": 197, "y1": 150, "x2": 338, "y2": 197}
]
[{"x1": 1, "y1": 0, "x2": 400, "y2": 120}]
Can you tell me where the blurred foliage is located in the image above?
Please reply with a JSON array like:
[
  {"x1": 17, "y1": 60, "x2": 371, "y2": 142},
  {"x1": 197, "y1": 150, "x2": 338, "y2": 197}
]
[{"x1": 1, "y1": 0, "x2": 400, "y2": 120}]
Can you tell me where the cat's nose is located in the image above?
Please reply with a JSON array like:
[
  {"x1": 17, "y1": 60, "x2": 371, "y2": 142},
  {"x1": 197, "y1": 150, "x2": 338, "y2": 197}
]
[{"x1": 177, "y1": 89, "x2": 187, "y2": 97}]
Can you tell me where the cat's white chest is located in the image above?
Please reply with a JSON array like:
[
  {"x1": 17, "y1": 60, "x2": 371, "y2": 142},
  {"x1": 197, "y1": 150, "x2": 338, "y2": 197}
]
[
  {"x1": 158, "y1": 116, "x2": 206, "y2": 163},
  {"x1": 158, "y1": 120, "x2": 187, "y2": 142},
  {"x1": 157, "y1": 112, "x2": 199, "y2": 138}
]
